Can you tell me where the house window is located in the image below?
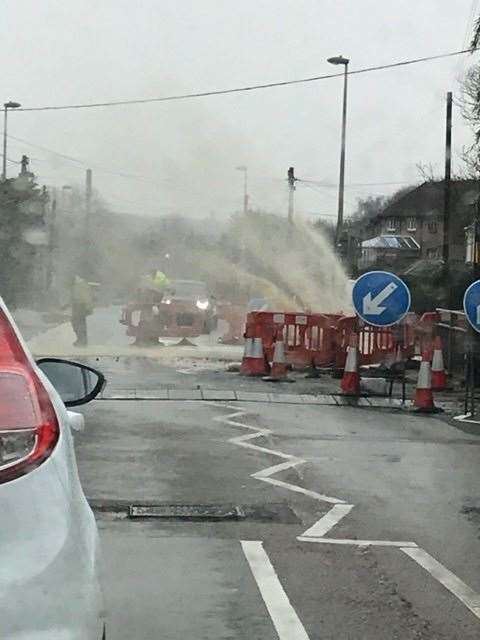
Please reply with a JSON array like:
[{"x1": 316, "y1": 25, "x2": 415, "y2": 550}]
[
  {"x1": 428, "y1": 220, "x2": 437, "y2": 233},
  {"x1": 386, "y1": 217, "x2": 399, "y2": 232},
  {"x1": 406, "y1": 216, "x2": 417, "y2": 231}
]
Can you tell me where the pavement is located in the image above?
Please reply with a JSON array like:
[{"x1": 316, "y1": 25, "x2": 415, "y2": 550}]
[{"x1": 19, "y1": 305, "x2": 480, "y2": 638}]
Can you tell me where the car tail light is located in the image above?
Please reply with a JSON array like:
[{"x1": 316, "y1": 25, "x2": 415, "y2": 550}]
[{"x1": 0, "y1": 310, "x2": 59, "y2": 484}]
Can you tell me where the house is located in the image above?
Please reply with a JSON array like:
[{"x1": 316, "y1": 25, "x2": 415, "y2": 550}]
[
  {"x1": 358, "y1": 234, "x2": 420, "y2": 270},
  {"x1": 357, "y1": 180, "x2": 479, "y2": 271}
]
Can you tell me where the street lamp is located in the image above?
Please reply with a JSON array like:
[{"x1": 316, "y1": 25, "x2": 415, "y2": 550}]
[
  {"x1": 2, "y1": 101, "x2": 21, "y2": 181},
  {"x1": 235, "y1": 165, "x2": 248, "y2": 214},
  {"x1": 327, "y1": 55, "x2": 349, "y2": 245}
]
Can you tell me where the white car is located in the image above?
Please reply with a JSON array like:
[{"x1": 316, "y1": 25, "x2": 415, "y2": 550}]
[{"x1": 0, "y1": 301, "x2": 106, "y2": 639}]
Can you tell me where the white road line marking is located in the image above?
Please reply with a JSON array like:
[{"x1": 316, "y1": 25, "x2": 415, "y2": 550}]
[
  {"x1": 300, "y1": 504, "x2": 354, "y2": 537},
  {"x1": 241, "y1": 541, "x2": 310, "y2": 640},
  {"x1": 211, "y1": 403, "x2": 346, "y2": 506},
  {"x1": 402, "y1": 547, "x2": 480, "y2": 619},
  {"x1": 208, "y1": 402, "x2": 480, "y2": 623},
  {"x1": 298, "y1": 536, "x2": 418, "y2": 547},
  {"x1": 259, "y1": 477, "x2": 345, "y2": 504},
  {"x1": 253, "y1": 459, "x2": 305, "y2": 477},
  {"x1": 232, "y1": 437, "x2": 297, "y2": 460}
]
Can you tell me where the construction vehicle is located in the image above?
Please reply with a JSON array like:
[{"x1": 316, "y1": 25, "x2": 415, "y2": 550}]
[{"x1": 120, "y1": 279, "x2": 217, "y2": 344}]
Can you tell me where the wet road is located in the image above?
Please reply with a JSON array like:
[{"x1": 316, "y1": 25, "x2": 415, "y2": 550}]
[
  {"x1": 21, "y1": 306, "x2": 480, "y2": 638},
  {"x1": 75, "y1": 376, "x2": 480, "y2": 638}
]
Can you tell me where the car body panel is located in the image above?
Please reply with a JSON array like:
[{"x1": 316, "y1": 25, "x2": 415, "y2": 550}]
[{"x1": 0, "y1": 301, "x2": 104, "y2": 639}]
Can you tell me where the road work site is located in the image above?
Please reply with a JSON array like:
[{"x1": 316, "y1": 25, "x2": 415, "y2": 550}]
[{"x1": 4, "y1": 6, "x2": 480, "y2": 636}]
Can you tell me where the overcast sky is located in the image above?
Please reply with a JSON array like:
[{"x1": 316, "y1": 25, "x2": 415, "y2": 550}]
[{"x1": 1, "y1": 0, "x2": 479, "y2": 221}]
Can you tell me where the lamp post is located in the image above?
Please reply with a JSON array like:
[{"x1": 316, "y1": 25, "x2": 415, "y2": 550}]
[
  {"x1": 327, "y1": 56, "x2": 349, "y2": 246},
  {"x1": 235, "y1": 165, "x2": 248, "y2": 213},
  {"x1": 2, "y1": 101, "x2": 21, "y2": 181}
]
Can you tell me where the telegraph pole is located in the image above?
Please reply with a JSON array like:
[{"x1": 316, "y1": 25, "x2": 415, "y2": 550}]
[
  {"x1": 46, "y1": 194, "x2": 57, "y2": 292},
  {"x1": 442, "y1": 92, "x2": 453, "y2": 306},
  {"x1": 442, "y1": 92, "x2": 452, "y2": 266},
  {"x1": 288, "y1": 166, "x2": 295, "y2": 224}
]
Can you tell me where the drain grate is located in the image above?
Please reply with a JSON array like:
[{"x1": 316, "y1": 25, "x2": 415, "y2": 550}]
[
  {"x1": 128, "y1": 504, "x2": 245, "y2": 520},
  {"x1": 88, "y1": 499, "x2": 300, "y2": 523}
]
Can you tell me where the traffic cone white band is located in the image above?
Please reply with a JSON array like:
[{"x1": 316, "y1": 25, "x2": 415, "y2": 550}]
[
  {"x1": 270, "y1": 340, "x2": 288, "y2": 379},
  {"x1": 414, "y1": 353, "x2": 436, "y2": 411},
  {"x1": 341, "y1": 335, "x2": 360, "y2": 395},
  {"x1": 240, "y1": 337, "x2": 269, "y2": 376}
]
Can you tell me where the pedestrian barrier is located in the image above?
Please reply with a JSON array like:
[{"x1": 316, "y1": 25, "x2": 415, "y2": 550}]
[
  {"x1": 245, "y1": 311, "x2": 337, "y2": 369},
  {"x1": 435, "y1": 308, "x2": 467, "y2": 377},
  {"x1": 335, "y1": 315, "x2": 417, "y2": 369},
  {"x1": 414, "y1": 311, "x2": 440, "y2": 359},
  {"x1": 240, "y1": 307, "x2": 457, "y2": 383}
]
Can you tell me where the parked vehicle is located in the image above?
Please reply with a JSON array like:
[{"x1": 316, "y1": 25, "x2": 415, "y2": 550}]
[
  {"x1": 121, "y1": 278, "x2": 218, "y2": 342},
  {"x1": 0, "y1": 299, "x2": 106, "y2": 639}
]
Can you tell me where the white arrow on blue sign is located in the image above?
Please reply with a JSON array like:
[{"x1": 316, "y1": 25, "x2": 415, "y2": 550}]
[
  {"x1": 352, "y1": 270, "x2": 411, "y2": 327},
  {"x1": 463, "y1": 280, "x2": 480, "y2": 333}
]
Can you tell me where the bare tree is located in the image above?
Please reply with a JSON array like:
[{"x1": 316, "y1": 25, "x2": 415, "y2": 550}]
[
  {"x1": 459, "y1": 63, "x2": 480, "y2": 177},
  {"x1": 415, "y1": 162, "x2": 438, "y2": 182},
  {"x1": 471, "y1": 16, "x2": 480, "y2": 51}
]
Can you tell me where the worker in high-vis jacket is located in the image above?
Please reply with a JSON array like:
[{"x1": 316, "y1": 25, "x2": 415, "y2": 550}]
[
  {"x1": 136, "y1": 270, "x2": 172, "y2": 344},
  {"x1": 70, "y1": 275, "x2": 94, "y2": 347}
]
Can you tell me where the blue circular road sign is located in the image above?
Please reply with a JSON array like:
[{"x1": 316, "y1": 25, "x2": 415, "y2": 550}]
[
  {"x1": 463, "y1": 280, "x2": 480, "y2": 333},
  {"x1": 352, "y1": 271, "x2": 411, "y2": 327}
]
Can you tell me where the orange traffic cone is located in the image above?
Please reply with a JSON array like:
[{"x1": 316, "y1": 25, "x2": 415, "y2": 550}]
[
  {"x1": 414, "y1": 351, "x2": 437, "y2": 412},
  {"x1": 431, "y1": 336, "x2": 447, "y2": 391},
  {"x1": 240, "y1": 337, "x2": 269, "y2": 376},
  {"x1": 341, "y1": 333, "x2": 360, "y2": 396},
  {"x1": 240, "y1": 338, "x2": 253, "y2": 375},
  {"x1": 263, "y1": 340, "x2": 293, "y2": 382}
]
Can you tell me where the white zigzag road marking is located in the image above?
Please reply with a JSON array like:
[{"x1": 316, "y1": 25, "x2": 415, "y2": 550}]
[
  {"x1": 212, "y1": 403, "x2": 346, "y2": 507},
  {"x1": 209, "y1": 402, "x2": 480, "y2": 621}
]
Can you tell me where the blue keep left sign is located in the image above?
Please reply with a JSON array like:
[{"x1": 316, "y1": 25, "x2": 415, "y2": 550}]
[
  {"x1": 463, "y1": 280, "x2": 480, "y2": 333},
  {"x1": 352, "y1": 271, "x2": 411, "y2": 327}
]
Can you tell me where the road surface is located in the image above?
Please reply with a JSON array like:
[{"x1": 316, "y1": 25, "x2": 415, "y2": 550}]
[{"x1": 24, "y1": 306, "x2": 480, "y2": 638}]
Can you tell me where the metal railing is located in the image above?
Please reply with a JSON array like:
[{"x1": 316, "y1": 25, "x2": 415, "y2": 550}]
[{"x1": 435, "y1": 308, "x2": 467, "y2": 377}]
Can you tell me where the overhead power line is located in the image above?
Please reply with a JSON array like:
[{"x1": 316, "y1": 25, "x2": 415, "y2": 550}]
[
  {"x1": 15, "y1": 48, "x2": 476, "y2": 113},
  {"x1": 298, "y1": 178, "x2": 414, "y2": 188}
]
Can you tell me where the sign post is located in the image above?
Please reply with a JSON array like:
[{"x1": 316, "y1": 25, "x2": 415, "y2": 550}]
[{"x1": 462, "y1": 280, "x2": 480, "y2": 418}]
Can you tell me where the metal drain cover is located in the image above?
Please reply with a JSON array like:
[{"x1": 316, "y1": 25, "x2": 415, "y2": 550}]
[{"x1": 128, "y1": 504, "x2": 245, "y2": 520}]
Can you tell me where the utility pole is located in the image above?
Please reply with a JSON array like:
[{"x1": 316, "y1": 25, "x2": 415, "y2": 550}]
[
  {"x1": 442, "y1": 92, "x2": 453, "y2": 305},
  {"x1": 243, "y1": 169, "x2": 248, "y2": 214},
  {"x1": 442, "y1": 92, "x2": 452, "y2": 263},
  {"x1": 2, "y1": 101, "x2": 21, "y2": 181},
  {"x1": 84, "y1": 169, "x2": 92, "y2": 276},
  {"x1": 288, "y1": 166, "x2": 295, "y2": 224},
  {"x1": 327, "y1": 56, "x2": 350, "y2": 246},
  {"x1": 46, "y1": 194, "x2": 57, "y2": 293},
  {"x1": 235, "y1": 166, "x2": 249, "y2": 214}
]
